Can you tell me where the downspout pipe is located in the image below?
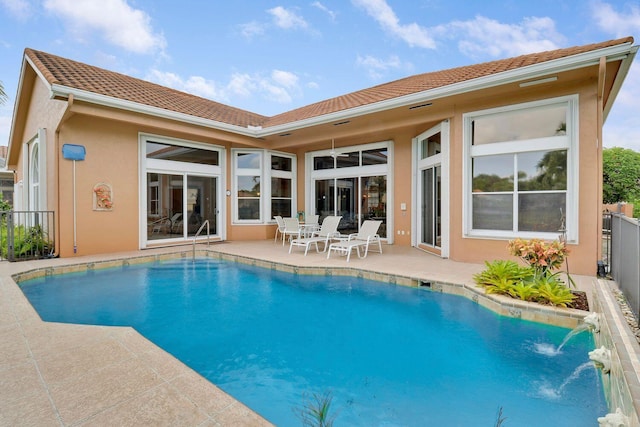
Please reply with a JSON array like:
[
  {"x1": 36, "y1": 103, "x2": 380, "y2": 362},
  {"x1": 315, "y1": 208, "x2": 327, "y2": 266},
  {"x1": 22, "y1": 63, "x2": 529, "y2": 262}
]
[
  {"x1": 596, "y1": 57, "x2": 606, "y2": 269},
  {"x1": 55, "y1": 94, "x2": 75, "y2": 256}
]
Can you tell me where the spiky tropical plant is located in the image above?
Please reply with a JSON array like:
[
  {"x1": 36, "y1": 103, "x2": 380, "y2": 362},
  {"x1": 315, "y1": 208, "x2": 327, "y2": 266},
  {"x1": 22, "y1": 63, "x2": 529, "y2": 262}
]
[
  {"x1": 297, "y1": 391, "x2": 337, "y2": 427},
  {"x1": 534, "y1": 273, "x2": 575, "y2": 307},
  {"x1": 473, "y1": 260, "x2": 532, "y2": 296},
  {"x1": 495, "y1": 406, "x2": 507, "y2": 427},
  {"x1": 508, "y1": 281, "x2": 539, "y2": 302}
]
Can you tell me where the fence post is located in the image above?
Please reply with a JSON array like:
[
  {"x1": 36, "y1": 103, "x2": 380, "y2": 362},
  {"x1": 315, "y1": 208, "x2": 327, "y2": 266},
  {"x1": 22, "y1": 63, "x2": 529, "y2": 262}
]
[
  {"x1": 7, "y1": 211, "x2": 14, "y2": 262},
  {"x1": 637, "y1": 218, "x2": 640, "y2": 318}
]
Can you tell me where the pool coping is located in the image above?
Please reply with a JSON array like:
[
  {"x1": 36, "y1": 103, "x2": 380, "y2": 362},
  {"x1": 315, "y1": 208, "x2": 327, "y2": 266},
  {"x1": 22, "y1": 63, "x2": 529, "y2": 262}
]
[
  {"x1": 3, "y1": 245, "x2": 639, "y2": 426},
  {"x1": 592, "y1": 279, "x2": 640, "y2": 427},
  {"x1": 11, "y1": 249, "x2": 592, "y2": 330}
]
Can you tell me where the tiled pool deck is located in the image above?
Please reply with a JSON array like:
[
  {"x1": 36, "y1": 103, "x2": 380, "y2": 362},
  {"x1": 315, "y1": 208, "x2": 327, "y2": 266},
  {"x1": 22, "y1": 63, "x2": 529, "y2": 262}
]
[{"x1": 1, "y1": 241, "x2": 638, "y2": 426}]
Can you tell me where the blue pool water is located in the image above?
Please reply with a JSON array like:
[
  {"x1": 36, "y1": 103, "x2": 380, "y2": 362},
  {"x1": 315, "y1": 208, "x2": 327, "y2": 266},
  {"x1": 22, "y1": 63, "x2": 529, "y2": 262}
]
[{"x1": 20, "y1": 258, "x2": 606, "y2": 426}]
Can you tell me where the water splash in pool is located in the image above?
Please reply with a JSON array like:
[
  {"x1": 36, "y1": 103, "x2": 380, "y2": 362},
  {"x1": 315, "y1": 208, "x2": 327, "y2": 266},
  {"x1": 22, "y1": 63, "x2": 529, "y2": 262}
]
[
  {"x1": 532, "y1": 322, "x2": 593, "y2": 356},
  {"x1": 537, "y1": 362, "x2": 595, "y2": 399}
]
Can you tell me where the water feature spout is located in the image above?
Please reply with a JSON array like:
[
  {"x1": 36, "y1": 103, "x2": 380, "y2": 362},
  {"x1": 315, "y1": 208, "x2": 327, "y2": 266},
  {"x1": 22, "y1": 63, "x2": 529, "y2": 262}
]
[
  {"x1": 588, "y1": 346, "x2": 612, "y2": 374},
  {"x1": 536, "y1": 313, "x2": 602, "y2": 356},
  {"x1": 597, "y1": 408, "x2": 629, "y2": 427},
  {"x1": 584, "y1": 312, "x2": 600, "y2": 333}
]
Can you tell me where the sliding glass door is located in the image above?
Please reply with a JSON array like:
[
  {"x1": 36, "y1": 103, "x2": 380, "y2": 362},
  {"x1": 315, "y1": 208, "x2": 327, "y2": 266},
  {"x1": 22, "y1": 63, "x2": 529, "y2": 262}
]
[
  {"x1": 421, "y1": 166, "x2": 441, "y2": 247},
  {"x1": 414, "y1": 122, "x2": 449, "y2": 255},
  {"x1": 142, "y1": 135, "x2": 223, "y2": 245},
  {"x1": 146, "y1": 174, "x2": 218, "y2": 240}
]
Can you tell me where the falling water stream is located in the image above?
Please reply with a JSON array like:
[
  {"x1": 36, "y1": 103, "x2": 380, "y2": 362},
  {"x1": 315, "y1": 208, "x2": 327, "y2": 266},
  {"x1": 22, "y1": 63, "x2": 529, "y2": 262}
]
[
  {"x1": 537, "y1": 362, "x2": 596, "y2": 399},
  {"x1": 533, "y1": 322, "x2": 592, "y2": 356}
]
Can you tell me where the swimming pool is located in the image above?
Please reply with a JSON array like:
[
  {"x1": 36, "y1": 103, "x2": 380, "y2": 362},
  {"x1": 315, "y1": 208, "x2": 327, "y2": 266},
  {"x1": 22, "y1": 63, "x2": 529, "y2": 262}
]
[{"x1": 20, "y1": 258, "x2": 606, "y2": 426}]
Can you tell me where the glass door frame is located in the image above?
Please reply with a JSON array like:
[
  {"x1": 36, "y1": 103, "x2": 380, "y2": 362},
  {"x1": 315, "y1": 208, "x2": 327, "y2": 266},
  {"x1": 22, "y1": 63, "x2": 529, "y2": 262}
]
[
  {"x1": 139, "y1": 134, "x2": 225, "y2": 247},
  {"x1": 413, "y1": 121, "x2": 449, "y2": 257},
  {"x1": 306, "y1": 141, "x2": 393, "y2": 243}
]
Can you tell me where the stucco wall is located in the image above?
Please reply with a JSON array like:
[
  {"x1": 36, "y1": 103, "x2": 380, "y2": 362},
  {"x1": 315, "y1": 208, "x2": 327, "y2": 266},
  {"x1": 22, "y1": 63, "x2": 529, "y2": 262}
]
[
  {"x1": 13, "y1": 75, "x2": 66, "y2": 213},
  {"x1": 10, "y1": 60, "x2": 608, "y2": 275},
  {"x1": 57, "y1": 115, "x2": 140, "y2": 257},
  {"x1": 444, "y1": 67, "x2": 602, "y2": 276}
]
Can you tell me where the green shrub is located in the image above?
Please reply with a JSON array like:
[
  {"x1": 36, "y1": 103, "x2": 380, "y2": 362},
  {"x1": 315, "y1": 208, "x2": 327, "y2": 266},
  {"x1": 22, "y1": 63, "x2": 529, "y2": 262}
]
[
  {"x1": 534, "y1": 273, "x2": 575, "y2": 307},
  {"x1": 473, "y1": 260, "x2": 533, "y2": 296},
  {"x1": 508, "y1": 282, "x2": 539, "y2": 302},
  {"x1": 0, "y1": 224, "x2": 53, "y2": 260},
  {"x1": 474, "y1": 258, "x2": 576, "y2": 308}
]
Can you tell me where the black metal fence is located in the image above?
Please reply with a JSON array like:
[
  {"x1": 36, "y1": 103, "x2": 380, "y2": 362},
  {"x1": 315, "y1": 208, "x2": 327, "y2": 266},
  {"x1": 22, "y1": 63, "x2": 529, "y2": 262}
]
[
  {"x1": 0, "y1": 211, "x2": 56, "y2": 262},
  {"x1": 604, "y1": 212, "x2": 640, "y2": 320}
]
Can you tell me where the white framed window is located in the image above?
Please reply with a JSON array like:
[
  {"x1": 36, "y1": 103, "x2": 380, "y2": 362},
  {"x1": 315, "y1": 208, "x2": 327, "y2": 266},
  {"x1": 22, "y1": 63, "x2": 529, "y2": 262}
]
[
  {"x1": 235, "y1": 150, "x2": 262, "y2": 222},
  {"x1": 270, "y1": 153, "x2": 295, "y2": 219},
  {"x1": 232, "y1": 150, "x2": 296, "y2": 223},
  {"x1": 148, "y1": 180, "x2": 160, "y2": 217},
  {"x1": 463, "y1": 95, "x2": 578, "y2": 241},
  {"x1": 306, "y1": 141, "x2": 392, "y2": 239},
  {"x1": 139, "y1": 133, "x2": 225, "y2": 245},
  {"x1": 20, "y1": 130, "x2": 47, "y2": 212},
  {"x1": 29, "y1": 141, "x2": 40, "y2": 211}
]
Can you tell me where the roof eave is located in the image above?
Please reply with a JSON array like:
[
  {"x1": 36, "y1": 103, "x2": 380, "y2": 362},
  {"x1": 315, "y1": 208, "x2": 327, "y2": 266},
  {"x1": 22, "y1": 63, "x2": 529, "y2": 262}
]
[
  {"x1": 259, "y1": 40, "x2": 637, "y2": 136},
  {"x1": 603, "y1": 45, "x2": 638, "y2": 121},
  {"x1": 49, "y1": 84, "x2": 263, "y2": 138},
  {"x1": 7, "y1": 56, "x2": 38, "y2": 166},
  {"x1": 36, "y1": 39, "x2": 637, "y2": 140}
]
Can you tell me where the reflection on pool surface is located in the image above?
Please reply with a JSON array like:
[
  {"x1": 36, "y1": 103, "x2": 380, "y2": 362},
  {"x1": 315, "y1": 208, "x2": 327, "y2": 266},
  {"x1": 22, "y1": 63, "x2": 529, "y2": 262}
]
[{"x1": 20, "y1": 258, "x2": 606, "y2": 426}]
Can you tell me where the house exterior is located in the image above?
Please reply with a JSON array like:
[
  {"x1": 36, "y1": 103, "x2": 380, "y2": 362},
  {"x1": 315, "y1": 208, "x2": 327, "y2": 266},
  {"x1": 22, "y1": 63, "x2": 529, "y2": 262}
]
[{"x1": 6, "y1": 37, "x2": 637, "y2": 275}]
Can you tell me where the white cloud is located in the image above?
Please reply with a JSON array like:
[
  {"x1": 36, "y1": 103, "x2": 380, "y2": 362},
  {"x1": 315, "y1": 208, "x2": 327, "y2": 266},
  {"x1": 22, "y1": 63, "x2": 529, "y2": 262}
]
[
  {"x1": 439, "y1": 16, "x2": 564, "y2": 58},
  {"x1": 145, "y1": 68, "x2": 303, "y2": 109},
  {"x1": 268, "y1": 6, "x2": 308, "y2": 30},
  {"x1": 591, "y1": 0, "x2": 640, "y2": 38},
  {"x1": 0, "y1": 0, "x2": 31, "y2": 19},
  {"x1": 351, "y1": 0, "x2": 435, "y2": 49},
  {"x1": 590, "y1": 1, "x2": 640, "y2": 152},
  {"x1": 312, "y1": 1, "x2": 337, "y2": 21},
  {"x1": 271, "y1": 70, "x2": 298, "y2": 88},
  {"x1": 239, "y1": 21, "x2": 266, "y2": 39},
  {"x1": 356, "y1": 54, "x2": 405, "y2": 79},
  {"x1": 259, "y1": 81, "x2": 293, "y2": 104},
  {"x1": 228, "y1": 73, "x2": 257, "y2": 98},
  {"x1": 146, "y1": 70, "x2": 226, "y2": 101},
  {"x1": 43, "y1": 0, "x2": 166, "y2": 54}
]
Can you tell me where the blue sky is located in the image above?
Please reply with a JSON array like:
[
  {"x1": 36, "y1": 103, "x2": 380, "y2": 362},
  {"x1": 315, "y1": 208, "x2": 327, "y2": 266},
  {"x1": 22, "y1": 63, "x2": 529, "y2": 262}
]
[{"x1": 1, "y1": 0, "x2": 639, "y2": 150}]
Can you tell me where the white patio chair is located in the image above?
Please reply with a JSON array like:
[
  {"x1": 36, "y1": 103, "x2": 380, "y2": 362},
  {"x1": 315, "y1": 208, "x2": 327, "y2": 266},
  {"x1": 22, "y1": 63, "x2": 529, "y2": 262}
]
[
  {"x1": 281, "y1": 217, "x2": 301, "y2": 245},
  {"x1": 289, "y1": 216, "x2": 342, "y2": 255},
  {"x1": 326, "y1": 220, "x2": 383, "y2": 262},
  {"x1": 169, "y1": 213, "x2": 183, "y2": 234},
  {"x1": 299, "y1": 214, "x2": 320, "y2": 237},
  {"x1": 274, "y1": 215, "x2": 285, "y2": 243}
]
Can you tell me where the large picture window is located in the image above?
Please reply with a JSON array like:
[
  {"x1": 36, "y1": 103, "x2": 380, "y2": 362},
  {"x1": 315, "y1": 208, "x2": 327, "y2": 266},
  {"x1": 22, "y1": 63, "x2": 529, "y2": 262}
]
[
  {"x1": 233, "y1": 150, "x2": 296, "y2": 223},
  {"x1": 271, "y1": 155, "x2": 293, "y2": 218},
  {"x1": 141, "y1": 135, "x2": 223, "y2": 244},
  {"x1": 464, "y1": 96, "x2": 577, "y2": 240},
  {"x1": 308, "y1": 142, "x2": 390, "y2": 238}
]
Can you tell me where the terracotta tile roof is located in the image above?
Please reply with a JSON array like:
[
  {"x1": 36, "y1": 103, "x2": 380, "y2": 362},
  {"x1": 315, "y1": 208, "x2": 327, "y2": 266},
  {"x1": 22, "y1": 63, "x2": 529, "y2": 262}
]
[
  {"x1": 25, "y1": 49, "x2": 268, "y2": 128},
  {"x1": 25, "y1": 37, "x2": 633, "y2": 131},
  {"x1": 264, "y1": 37, "x2": 634, "y2": 127}
]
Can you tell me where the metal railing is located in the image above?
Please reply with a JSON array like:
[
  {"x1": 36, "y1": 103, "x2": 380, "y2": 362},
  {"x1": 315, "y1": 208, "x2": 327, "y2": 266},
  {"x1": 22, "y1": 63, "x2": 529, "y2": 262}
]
[
  {"x1": 0, "y1": 211, "x2": 56, "y2": 262},
  {"x1": 605, "y1": 212, "x2": 640, "y2": 320},
  {"x1": 192, "y1": 220, "x2": 210, "y2": 260}
]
